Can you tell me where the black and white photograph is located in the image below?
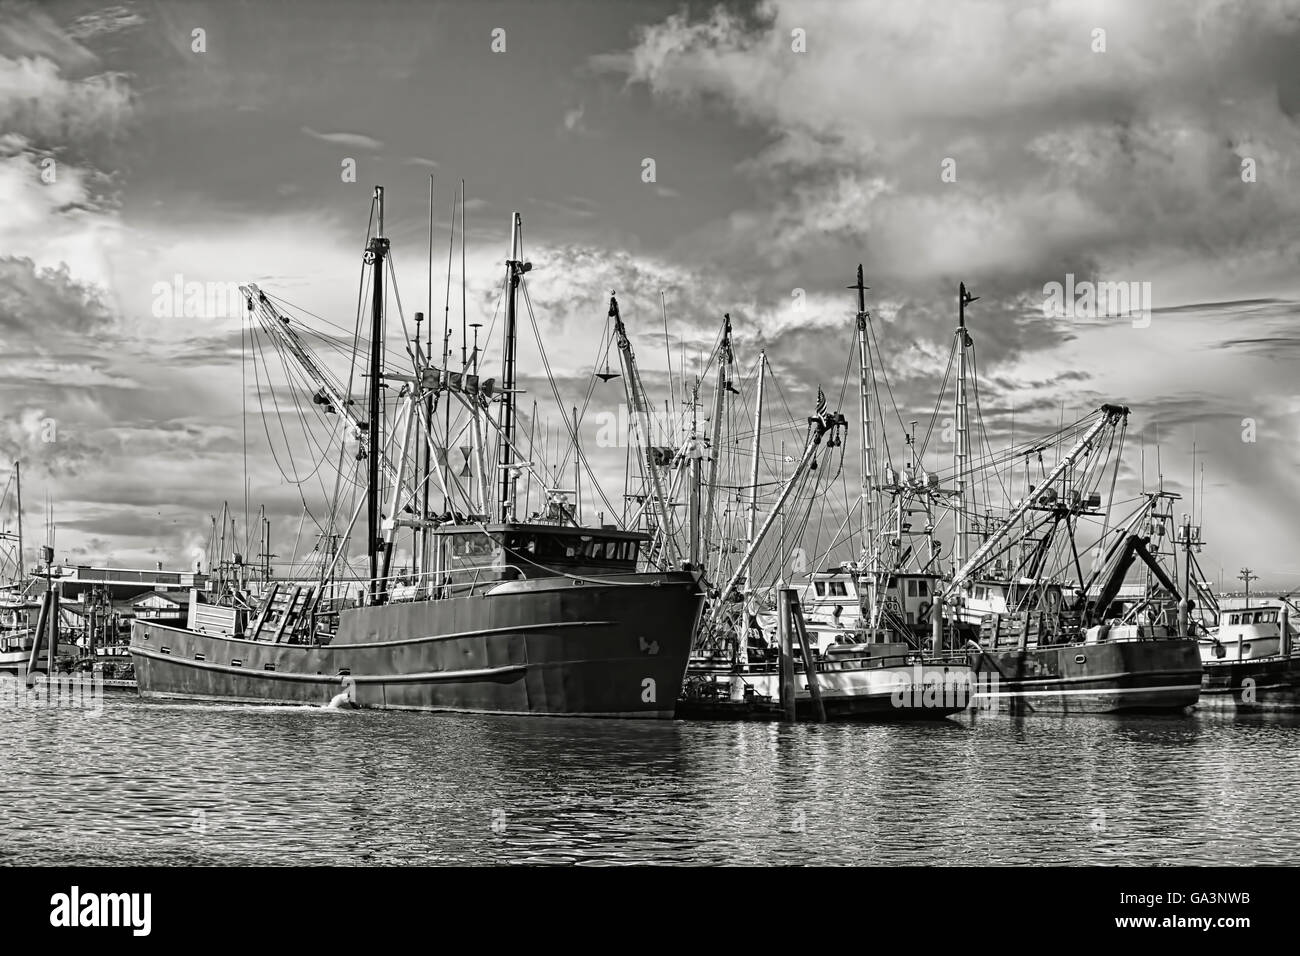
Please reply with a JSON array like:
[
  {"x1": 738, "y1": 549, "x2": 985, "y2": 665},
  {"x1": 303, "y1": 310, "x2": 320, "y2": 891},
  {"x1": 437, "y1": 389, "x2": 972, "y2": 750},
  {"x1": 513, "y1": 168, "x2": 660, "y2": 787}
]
[{"x1": 0, "y1": 0, "x2": 1293, "y2": 929}]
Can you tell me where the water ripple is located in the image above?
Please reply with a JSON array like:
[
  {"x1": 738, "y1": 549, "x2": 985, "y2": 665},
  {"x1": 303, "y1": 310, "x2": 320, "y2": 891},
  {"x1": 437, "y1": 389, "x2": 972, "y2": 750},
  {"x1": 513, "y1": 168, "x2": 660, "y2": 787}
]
[{"x1": 1, "y1": 696, "x2": 1296, "y2": 865}]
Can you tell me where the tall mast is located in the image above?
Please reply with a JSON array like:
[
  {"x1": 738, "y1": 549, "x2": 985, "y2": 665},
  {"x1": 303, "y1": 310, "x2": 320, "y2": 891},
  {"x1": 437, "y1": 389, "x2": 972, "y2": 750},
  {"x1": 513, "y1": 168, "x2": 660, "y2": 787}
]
[
  {"x1": 498, "y1": 212, "x2": 528, "y2": 523},
  {"x1": 744, "y1": 351, "x2": 766, "y2": 584},
  {"x1": 14, "y1": 460, "x2": 23, "y2": 586},
  {"x1": 688, "y1": 377, "x2": 701, "y2": 567},
  {"x1": 851, "y1": 266, "x2": 876, "y2": 614},
  {"x1": 954, "y1": 282, "x2": 977, "y2": 576},
  {"x1": 421, "y1": 172, "x2": 434, "y2": 577},
  {"x1": 701, "y1": 314, "x2": 731, "y2": 577},
  {"x1": 367, "y1": 185, "x2": 389, "y2": 602},
  {"x1": 610, "y1": 293, "x2": 681, "y2": 565}
]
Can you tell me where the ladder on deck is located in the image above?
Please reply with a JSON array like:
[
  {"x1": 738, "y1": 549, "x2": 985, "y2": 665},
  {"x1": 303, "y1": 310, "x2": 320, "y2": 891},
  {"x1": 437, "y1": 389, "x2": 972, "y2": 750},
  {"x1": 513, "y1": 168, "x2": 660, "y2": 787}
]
[{"x1": 248, "y1": 583, "x2": 315, "y2": 643}]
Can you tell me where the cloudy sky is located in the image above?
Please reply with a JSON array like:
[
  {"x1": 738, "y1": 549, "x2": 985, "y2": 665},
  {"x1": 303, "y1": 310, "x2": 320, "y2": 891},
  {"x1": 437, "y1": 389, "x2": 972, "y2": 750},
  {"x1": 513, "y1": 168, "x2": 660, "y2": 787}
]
[{"x1": 3, "y1": 0, "x2": 1300, "y2": 589}]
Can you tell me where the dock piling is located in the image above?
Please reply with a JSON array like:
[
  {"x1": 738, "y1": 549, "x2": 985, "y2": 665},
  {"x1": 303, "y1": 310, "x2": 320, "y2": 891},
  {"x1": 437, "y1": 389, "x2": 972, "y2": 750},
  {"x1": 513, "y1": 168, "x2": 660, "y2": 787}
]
[
  {"x1": 788, "y1": 593, "x2": 826, "y2": 722},
  {"x1": 777, "y1": 588, "x2": 797, "y2": 722}
]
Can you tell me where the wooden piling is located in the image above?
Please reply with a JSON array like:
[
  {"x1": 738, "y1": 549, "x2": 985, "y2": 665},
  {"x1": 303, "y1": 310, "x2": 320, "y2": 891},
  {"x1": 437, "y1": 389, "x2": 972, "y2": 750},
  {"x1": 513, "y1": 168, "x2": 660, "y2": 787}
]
[
  {"x1": 777, "y1": 587, "x2": 797, "y2": 722},
  {"x1": 26, "y1": 588, "x2": 50, "y2": 679},
  {"x1": 789, "y1": 594, "x2": 826, "y2": 722},
  {"x1": 931, "y1": 597, "x2": 943, "y2": 655}
]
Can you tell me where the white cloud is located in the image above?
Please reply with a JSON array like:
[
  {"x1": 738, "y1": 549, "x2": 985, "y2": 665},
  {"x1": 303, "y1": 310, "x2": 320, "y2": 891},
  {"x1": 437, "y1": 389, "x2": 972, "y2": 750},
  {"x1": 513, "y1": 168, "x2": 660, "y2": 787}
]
[
  {"x1": 602, "y1": 0, "x2": 1300, "y2": 294},
  {"x1": 0, "y1": 54, "x2": 131, "y2": 144},
  {"x1": 562, "y1": 103, "x2": 586, "y2": 133},
  {"x1": 301, "y1": 126, "x2": 384, "y2": 150}
]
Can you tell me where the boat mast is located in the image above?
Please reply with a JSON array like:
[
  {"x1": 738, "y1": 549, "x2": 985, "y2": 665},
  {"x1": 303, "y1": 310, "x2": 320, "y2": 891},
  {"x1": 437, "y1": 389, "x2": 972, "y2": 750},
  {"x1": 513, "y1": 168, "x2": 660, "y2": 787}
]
[
  {"x1": 851, "y1": 266, "x2": 877, "y2": 622},
  {"x1": 610, "y1": 293, "x2": 681, "y2": 566},
  {"x1": 954, "y1": 282, "x2": 976, "y2": 577},
  {"x1": 708, "y1": 400, "x2": 845, "y2": 628},
  {"x1": 421, "y1": 172, "x2": 435, "y2": 577},
  {"x1": 366, "y1": 185, "x2": 389, "y2": 603},
  {"x1": 688, "y1": 376, "x2": 701, "y2": 567},
  {"x1": 498, "y1": 212, "x2": 528, "y2": 523},
  {"x1": 745, "y1": 352, "x2": 766, "y2": 554},
  {"x1": 738, "y1": 351, "x2": 766, "y2": 662},
  {"x1": 14, "y1": 460, "x2": 23, "y2": 587},
  {"x1": 701, "y1": 314, "x2": 731, "y2": 576}
]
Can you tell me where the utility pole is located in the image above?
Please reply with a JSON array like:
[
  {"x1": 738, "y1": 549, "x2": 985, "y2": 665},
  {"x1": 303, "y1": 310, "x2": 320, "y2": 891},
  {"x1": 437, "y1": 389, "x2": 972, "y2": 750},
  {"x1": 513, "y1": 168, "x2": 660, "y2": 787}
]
[{"x1": 1239, "y1": 568, "x2": 1256, "y2": 609}]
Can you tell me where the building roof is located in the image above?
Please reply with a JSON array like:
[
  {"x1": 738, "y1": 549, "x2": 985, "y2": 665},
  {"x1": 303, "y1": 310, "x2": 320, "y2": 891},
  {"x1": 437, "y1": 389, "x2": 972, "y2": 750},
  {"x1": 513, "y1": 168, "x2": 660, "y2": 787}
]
[{"x1": 131, "y1": 590, "x2": 186, "y2": 606}]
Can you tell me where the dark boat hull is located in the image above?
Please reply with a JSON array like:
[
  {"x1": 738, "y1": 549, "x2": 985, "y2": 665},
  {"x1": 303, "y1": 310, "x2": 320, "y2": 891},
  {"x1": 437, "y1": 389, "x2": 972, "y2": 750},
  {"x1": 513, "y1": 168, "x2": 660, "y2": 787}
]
[
  {"x1": 970, "y1": 639, "x2": 1202, "y2": 714},
  {"x1": 131, "y1": 573, "x2": 702, "y2": 718},
  {"x1": 1199, "y1": 654, "x2": 1300, "y2": 711}
]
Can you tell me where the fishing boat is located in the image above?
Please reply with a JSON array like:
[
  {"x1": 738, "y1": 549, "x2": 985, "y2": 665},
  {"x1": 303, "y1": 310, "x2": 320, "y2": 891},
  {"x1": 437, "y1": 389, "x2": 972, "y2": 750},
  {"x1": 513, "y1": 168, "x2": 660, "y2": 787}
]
[
  {"x1": 1198, "y1": 603, "x2": 1300, "y2": 710},
  {"x1": 0, "y1": 463, "x2": 83, "y2": 676},
  {"x1": 849, "y1": 281, "x2": 1202, "y2": 715},
  {"x1": 953, "y1": 460, "x2": 1203, "y2": 714},
  {"x1": 678, "y1": 267, "x2": 974, "y2": 720},
  {"x1": 131, "y1": 188, "x2": 703, "y2": 717}
]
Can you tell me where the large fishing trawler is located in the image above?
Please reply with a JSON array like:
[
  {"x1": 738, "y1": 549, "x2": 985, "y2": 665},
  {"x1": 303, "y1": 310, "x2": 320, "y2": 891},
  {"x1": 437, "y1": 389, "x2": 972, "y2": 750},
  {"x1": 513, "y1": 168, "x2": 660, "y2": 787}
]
[
  {"x1": 131, "y1": 188, "x2": 703, "y2": 717},
  {"x1": 941, "y1": 406, "x2": 1203, "y2": 714},
  {"x1": 825, "y1": 278, "x2": 1200, "y2": 715}
]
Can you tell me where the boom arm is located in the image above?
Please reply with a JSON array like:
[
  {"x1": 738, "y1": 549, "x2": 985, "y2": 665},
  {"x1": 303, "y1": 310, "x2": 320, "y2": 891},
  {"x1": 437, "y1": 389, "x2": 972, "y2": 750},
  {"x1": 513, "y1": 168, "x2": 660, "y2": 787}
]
[
  {"x1": 243, "y1": 283, "x2": 401, "y2": 486},
  {"x1": 1090, "y1": 534, "x2": 1180, "y2": 623},
  {"x1": 610, "y1": 294, "x2": 682, "y2": 567},
  {"x1": 941, "y1": 404, "x2": 1129, "y2": 599}
]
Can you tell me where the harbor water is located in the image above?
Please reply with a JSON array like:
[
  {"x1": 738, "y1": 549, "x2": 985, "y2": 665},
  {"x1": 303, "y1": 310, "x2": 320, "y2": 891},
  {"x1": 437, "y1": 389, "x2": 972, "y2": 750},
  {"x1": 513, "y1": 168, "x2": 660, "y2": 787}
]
[{"x1": 1, "y1": 692, "x2": 1296, "y2": 866}]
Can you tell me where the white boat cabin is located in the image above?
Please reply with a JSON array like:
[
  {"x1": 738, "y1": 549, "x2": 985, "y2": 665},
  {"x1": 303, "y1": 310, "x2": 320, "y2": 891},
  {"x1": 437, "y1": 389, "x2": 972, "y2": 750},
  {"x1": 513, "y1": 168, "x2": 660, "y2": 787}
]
[
  {"x1": 797, "y1": 570, "x2": 861, "y2": 629},
  {"x1": 955, "y1": 580, "x2": 1011, "y2": 624},
  {"x1": 790, "y1": 568, "x2": 937, "y2": 655},
  {"x1": 1201, "y1": 605, "x2": 1288, "y2": 662}
]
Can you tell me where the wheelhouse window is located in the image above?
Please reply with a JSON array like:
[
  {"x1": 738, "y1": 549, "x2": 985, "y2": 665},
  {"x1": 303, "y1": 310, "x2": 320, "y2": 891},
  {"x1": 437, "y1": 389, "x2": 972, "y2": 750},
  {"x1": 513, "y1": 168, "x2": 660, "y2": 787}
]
[
  {"x1": 829, "y1": 582, "x2": 848, "y2": 597},
  {"x1": 502, "y1": 532, "x2": 638, "y2": 567},
  {"x1": 815, "y1": 583, "x2": 827, "y2": 596},
  {"x1": 448, "y1": 533, "x2": 500, "y2": 565}
]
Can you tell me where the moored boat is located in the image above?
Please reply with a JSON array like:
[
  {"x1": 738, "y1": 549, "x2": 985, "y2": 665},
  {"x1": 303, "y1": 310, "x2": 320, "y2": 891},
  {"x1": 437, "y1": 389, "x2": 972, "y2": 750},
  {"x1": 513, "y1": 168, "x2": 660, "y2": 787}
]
[
  {"x1": 1198, "y1": 603, "x2": 1300, "y2": 711},
  {"x1": 131, "y1": 189, "x2": 704, "y2": 717},
  {"x1": 970, "y1": 624, "x2": 1202, "y2": 714},
  {"x1": 680, "y1": 267, "x2": 975, "y2": 720}
]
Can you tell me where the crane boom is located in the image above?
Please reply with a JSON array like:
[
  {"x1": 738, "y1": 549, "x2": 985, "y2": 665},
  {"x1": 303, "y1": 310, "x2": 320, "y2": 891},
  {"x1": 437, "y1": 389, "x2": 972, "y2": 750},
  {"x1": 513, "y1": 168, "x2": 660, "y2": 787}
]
[
  {"x1": 242, "y1": 283, "x2": 401, "y2": 486},
  {"x1": 610, "y1": 293, "x2": 682, "y2": 567},
  {"x1": 942, "y1": 403, "x2": 1129, "y2": 598}
]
